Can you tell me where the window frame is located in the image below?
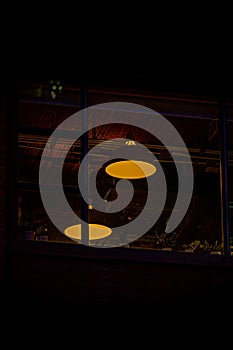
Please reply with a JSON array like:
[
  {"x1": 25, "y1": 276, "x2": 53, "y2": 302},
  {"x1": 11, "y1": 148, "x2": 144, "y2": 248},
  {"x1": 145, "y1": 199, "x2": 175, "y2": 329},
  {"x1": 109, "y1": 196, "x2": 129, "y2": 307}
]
[{"x1": 6, "y1": 77, "x2": 233, "y2": 265}]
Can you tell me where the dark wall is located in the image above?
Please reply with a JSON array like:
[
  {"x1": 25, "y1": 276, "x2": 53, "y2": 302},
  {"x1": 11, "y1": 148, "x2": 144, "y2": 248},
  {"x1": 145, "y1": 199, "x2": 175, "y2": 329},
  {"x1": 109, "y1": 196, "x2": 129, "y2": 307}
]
[
  {"x1": 0, "y1": 91, "x2": 8, "y2": 286},
  {"x1": 4, "y1": 247, "x2": 233, "y2": 318}
]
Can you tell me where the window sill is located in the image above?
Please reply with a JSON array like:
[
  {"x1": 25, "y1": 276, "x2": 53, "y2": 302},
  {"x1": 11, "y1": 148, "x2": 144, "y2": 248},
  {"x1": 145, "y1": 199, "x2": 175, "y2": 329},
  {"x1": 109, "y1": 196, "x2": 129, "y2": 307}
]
[{"x1": 7, "y1": 238, "x2": 233, "y2": 269}]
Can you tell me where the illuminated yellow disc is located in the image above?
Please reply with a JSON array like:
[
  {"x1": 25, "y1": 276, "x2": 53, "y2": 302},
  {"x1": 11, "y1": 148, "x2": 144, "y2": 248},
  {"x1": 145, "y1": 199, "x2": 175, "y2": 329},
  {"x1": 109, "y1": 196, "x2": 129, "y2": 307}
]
[
  {"x1": 64, "y1": 223, "x2": 112, "y2": 241},
  {"x1": 105, "y1": 160, "x2": 156, "y2": 179}
]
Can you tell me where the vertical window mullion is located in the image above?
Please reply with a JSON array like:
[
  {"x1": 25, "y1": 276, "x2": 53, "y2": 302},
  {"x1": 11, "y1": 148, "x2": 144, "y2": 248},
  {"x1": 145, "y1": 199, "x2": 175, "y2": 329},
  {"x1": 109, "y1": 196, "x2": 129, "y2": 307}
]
[{"x1": 219, "y1": 96, "x2": 231, "y2": 255}]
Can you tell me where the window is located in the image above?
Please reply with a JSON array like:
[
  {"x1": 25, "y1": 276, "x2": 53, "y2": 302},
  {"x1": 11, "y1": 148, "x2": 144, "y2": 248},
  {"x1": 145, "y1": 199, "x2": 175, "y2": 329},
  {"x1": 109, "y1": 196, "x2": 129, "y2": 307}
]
[{"x1": 15, "y1": 77, "x2": 232, "y2": 256}]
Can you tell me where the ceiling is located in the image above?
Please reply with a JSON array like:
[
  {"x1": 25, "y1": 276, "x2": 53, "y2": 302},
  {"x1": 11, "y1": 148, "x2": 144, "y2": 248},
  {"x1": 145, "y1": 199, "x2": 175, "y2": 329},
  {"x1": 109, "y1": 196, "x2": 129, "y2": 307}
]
[{"x1": 17, "y1": 80, "x2": 233, "y2": 179}]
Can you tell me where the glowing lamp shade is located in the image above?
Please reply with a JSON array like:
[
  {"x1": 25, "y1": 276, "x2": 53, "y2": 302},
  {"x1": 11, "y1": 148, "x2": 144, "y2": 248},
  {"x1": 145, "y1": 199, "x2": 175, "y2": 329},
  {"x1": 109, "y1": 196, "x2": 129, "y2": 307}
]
[
  {"x1": 105, "y1": 160, "x2": 156, "y2": 179},
  {"x1": 64, "y1": 223, "x2": 112, "y2": 241}
]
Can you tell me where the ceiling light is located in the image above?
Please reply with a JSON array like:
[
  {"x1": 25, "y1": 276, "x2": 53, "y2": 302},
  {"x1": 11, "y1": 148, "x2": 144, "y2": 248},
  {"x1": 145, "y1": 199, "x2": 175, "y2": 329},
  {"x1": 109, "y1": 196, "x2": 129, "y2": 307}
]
[
  {"x1": 64, "y1": 223, "x2": 112, "y2": 242},
  {"x1": 104, "y1": 139, "x2": 156, "y2": 180},
  {"x1": 105, "y1": 160, "x2": 156, "y2": 179}
]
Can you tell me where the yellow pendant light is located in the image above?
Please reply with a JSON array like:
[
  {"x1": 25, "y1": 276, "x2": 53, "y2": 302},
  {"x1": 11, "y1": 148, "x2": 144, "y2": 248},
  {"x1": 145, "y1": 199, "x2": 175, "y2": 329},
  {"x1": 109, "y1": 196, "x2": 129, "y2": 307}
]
[
  {"x1": 105, "y1": 160, "x2": 156, "y2": 179},
  {"x1": 105, "y1": 140, "x2": 156, "y2": 179},
  {"x1": 64, "y1": 223, "x2": 112, "y2": 242}
]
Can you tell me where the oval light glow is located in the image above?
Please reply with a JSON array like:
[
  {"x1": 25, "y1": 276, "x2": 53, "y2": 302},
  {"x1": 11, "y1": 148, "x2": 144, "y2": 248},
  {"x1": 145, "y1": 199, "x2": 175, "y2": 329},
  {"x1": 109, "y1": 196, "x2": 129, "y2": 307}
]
[
  {"x1": 105, "y1": 160, "x2": 156, "y2": 179},
  {"x1": 64, "y1": 223, "x2": 112, "y2": 241}
]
